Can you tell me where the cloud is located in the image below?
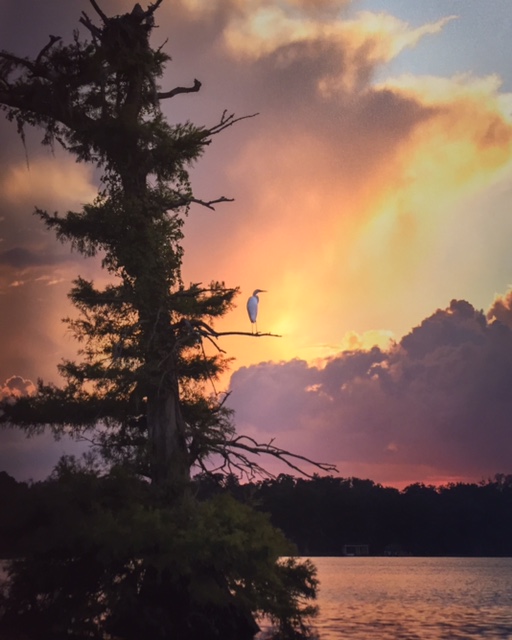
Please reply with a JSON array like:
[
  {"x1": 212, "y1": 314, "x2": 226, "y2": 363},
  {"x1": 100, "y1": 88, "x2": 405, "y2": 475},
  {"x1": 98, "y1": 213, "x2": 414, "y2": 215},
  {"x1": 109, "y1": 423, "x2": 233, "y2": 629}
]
[
  {"x1": 2, "y1": 1, "x2": 506, "y2": 376},
  {"x1": 0, "y1": 375, "x2": 36, "y2": 400},
  {"x1": 0, "y1": 247, "x2": 69, "y2": 269},
  {"x1": 487, "y1": 289, "x2": 512, "y2": 328},
  {"x1": 228, "y1": 299, "x2": 512, "y2": 486},
  {"x1": 0, "y1": 375, "x2": 88, "y2": 480},
  {"x1": 221, "y1": 6, "x2": 454, "y2": 70},
  {"x1": 172, "y1": 4, "x2": 512, "y2": 370},
  {"x1": 0, "y1": 157, "x2": 96, "y2": 207},
  {"x1": 0, "y1": 153, "x2": 102, "y2": 384},
  {"x1": 0, "y1": 157, "x2": 96, "y2": 282}
]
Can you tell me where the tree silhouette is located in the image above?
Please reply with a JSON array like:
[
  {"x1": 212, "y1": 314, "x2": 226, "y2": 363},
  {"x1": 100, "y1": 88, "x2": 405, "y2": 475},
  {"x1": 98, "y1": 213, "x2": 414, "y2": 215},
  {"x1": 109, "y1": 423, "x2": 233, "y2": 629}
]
[
  {"x1": 0, "y1": 3, "x2": 333, "y2": 638},
  {"x1": 0, "y1": 0, "x2": 334, "y2": 487}
]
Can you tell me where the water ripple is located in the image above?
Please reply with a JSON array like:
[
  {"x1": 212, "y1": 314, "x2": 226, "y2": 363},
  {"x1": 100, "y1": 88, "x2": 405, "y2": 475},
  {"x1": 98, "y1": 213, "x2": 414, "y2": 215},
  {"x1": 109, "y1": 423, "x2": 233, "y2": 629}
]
[{"x1": 303, "y1": 557, "x2": 512, "y2": 640}]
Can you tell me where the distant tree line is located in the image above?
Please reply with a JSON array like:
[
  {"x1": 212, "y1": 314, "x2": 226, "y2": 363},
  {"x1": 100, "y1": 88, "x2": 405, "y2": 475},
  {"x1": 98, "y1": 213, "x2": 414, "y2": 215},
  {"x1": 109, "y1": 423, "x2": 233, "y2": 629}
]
[
  {"x1": 195, "y1": 473, "x2": 512, "y2": 558},
  {"x1": 1, "y1": 470, "x2": 511, "y2": 559}
]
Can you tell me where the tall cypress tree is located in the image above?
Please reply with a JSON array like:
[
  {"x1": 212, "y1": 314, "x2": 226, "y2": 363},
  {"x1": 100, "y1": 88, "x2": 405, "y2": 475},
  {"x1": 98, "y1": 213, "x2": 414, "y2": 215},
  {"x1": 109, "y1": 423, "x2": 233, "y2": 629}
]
[
  {"x1": 0, "y1": 0, "x2": 244, "y2": 491},
  {"x1": 0, "y1": 3, "x2": 332, "y2": 638}
]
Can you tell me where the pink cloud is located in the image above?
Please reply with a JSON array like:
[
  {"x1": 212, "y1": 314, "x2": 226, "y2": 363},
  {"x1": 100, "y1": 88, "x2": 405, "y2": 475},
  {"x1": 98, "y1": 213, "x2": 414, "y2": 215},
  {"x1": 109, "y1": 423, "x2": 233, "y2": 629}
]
[
  {"x1": 228, "y1": 299, "x2": 512, "y2": 486},
  {"x1": 0, "y1": 375, "x2": 36, "y2": 401}
]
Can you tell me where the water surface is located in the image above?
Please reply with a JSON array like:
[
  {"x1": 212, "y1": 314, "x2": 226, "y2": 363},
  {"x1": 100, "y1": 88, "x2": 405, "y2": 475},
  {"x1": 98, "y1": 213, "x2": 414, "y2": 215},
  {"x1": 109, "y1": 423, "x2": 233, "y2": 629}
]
[
  {"x1": 3, "y1": 557, "x2": 512, "y2": 638},
  {"x1": 307, "y1": 556, "x2": 512, "y2": 640}
]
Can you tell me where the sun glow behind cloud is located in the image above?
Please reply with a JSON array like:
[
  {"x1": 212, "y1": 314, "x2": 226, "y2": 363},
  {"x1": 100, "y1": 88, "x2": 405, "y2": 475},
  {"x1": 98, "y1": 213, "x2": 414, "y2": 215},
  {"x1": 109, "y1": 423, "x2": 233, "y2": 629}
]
[{"x1": 210, "y1": 40, "x2": 512, "y2": 366}]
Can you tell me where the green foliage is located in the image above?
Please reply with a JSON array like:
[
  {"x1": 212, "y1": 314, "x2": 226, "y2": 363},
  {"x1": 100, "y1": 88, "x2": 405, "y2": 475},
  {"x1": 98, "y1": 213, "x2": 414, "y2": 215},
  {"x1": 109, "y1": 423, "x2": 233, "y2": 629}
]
[{"x1": 0, "y1": 464, "x2": 317, "y2": 640}]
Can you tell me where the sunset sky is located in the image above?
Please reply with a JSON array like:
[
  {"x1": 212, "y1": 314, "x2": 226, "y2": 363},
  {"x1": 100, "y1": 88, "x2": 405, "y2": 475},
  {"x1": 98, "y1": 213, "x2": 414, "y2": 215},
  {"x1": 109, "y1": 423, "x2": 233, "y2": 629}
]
[{"x1": 1, "y1": 0, "x2": 512, "y2": 487}]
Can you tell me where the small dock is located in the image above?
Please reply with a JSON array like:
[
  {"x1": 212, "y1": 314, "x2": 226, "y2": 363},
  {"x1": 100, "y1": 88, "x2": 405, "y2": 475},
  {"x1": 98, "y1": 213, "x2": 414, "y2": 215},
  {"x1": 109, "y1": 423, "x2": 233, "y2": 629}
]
[{"x1": 342, "y1": 544, "x2": 369, "y2": 556}]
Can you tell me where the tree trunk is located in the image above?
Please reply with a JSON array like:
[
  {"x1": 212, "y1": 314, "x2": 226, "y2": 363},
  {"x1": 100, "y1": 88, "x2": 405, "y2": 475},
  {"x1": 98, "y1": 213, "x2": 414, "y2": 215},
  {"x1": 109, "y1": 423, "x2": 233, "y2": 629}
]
[{"x1": 146, "y1": 388, "x2": 190, "y2": 489}]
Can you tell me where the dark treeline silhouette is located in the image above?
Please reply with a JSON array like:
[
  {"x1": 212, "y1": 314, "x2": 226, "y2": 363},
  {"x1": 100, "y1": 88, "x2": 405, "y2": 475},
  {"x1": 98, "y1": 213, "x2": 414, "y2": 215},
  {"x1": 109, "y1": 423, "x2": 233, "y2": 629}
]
[
  {"x1": 1, "y1": 470, "x2": 511, "y2": 558},
  {"x1": 194, "y1": 473, "x2": 512, "y2": 557}
]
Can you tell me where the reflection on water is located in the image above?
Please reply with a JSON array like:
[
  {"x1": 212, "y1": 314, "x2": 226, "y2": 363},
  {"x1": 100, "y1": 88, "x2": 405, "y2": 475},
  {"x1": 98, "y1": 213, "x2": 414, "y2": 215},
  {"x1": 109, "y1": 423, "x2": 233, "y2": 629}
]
[
  {"x1": 3, "y1": 558, "x2": 512, "y2": 639},
  {"x1": 309, "y1": 557, "x2": 512, "y2": 640}
]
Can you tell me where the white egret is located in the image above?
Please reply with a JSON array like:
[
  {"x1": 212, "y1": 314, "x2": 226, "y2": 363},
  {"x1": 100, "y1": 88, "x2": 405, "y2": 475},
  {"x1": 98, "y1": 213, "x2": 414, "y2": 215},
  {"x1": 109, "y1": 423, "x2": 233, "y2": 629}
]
[{"x1": 247, "y1": 289, "x2": 266, "y2": 333}]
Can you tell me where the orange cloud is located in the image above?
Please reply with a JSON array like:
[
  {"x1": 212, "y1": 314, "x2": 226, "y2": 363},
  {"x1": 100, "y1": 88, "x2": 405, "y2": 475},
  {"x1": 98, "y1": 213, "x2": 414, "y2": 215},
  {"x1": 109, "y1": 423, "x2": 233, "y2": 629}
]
[
  {"x1": 204, "y1": 63, "x2": 512, "y2": 371},
  {"x1": 222, "y1": 7, "x2": 454, "y2": 61},
  {"x1": 0, "y1": 157, "x2": 96, "y2": 207},
  {"x1": 0, "y1": 375, "x2": 36, "y2": 400}
]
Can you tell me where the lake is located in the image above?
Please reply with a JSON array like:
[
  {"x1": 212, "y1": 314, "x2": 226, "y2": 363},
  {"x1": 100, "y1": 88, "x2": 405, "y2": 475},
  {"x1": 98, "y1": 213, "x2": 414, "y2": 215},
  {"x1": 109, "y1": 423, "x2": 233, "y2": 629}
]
[
  {"x1": 280, "y1": 557, "x2": 512, "y2": 640},
  {"x1": 2, "y1": 557, "x2": 511, "y2": 638}
]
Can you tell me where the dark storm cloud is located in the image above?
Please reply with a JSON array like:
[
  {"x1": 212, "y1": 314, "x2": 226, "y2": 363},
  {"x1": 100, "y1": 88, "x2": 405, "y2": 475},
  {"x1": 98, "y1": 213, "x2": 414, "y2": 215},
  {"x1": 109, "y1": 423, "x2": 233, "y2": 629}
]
[
  {"x1": 0, "y1": 247, "x2": 69, "y2": 268},
  {"x1": 228, "y1": 299, "x2": 512, "y2": 484}
]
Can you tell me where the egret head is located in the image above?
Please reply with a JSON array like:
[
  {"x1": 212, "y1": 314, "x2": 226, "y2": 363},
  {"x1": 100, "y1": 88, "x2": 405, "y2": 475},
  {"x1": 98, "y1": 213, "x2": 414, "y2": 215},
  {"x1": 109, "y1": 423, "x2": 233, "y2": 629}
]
[{"x1": 252, "y1": 289, "x2": 266, "y2": 296}]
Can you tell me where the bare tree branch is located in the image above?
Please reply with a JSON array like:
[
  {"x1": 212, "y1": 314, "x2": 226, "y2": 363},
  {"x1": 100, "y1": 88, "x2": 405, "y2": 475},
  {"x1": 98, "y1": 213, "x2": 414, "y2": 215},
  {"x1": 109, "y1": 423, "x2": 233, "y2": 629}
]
[
  {"x1": 207, "y1": 110, "x2": 259, "y2": 137},
  {"x1": 224, "y1": 435, "x2": 338, "y2": 479},
  {"x1": 88, "y1": 0, "x2": 109, "y2": 25},
  {"x1": 0, "y1": 51, "x2": 37, "y2": 75},
  {"x1": 146, "y1": 0, "x2": 165, "y2": 18},
  {"x1": 215, "y1": 331, "x2": 282, "y2": 338},
  {"x1": 157, "y1": 78, "x2": 202, "y2": 100},
  {"x1": 218, "y1": 391, "x2": 232, "y2": 408},
  {"x1": 202, "y1": 333, "x2": 226, "y2": 353},
  {"x1": 178, "y1": 319, "x2": 281, "y2": 340},
  {"x1": 79, "y1": 12, "x2": 102, "y2": 39},
  {"x1": 190, "y1": 195, "x2": 234, "y2": 210},
  {"x1": 35, "y1": 35, "x2": 61, "y2": 67},
  {"x1": 167, "y1": 194, "x2": 234, "y2": 211},
  {"x1": 156, "y1": 37, "x2": 169, "y2": 53}
]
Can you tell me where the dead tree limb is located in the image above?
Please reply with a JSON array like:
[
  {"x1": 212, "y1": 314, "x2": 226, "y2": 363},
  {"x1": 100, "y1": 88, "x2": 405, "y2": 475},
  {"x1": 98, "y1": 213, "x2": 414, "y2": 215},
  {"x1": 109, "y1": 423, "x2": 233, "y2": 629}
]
[
  {"x1": 189, "y1": 196, "x2": 234, "y2": 210},
  {"x1": 208, "y1": 110, "x2": 259, "y2": 137},
  {"x1": 183, "y1": 319, "x2": 281, "y2": 340},
  {"x1": 215, "y1": 331, "x2": 281, "y2": 338},
  {"x1": 168, "y1": 193, "x2": 234, "y2": 211},
  {"x1": 79, "y1": 12, "x2": 102, "y2": 39},
  {"x1": 35, "y1": 35, "x2": 61, "y2": 67},
  {"x1": 157, "y1": 78, "x2": 202, "y2": 100},
  {"x1": 204, "y1": 433, "x2": 337, "y2": 481},
  {"x1": 145, "y1": 0, "x2": 165, "y2": 19},
  {"x1": 88, "y1": 0, "x2": 109, "y2": 24},
  {"x1": 0, "y1": 51, "x2": 37, "y2": 75}
]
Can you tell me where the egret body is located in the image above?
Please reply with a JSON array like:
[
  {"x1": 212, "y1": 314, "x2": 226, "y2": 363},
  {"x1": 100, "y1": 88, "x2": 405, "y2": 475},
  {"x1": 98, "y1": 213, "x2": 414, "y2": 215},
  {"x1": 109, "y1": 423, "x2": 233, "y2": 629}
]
[{"x1": 247, "y1": 289, "x2": 266, "y2": 333}]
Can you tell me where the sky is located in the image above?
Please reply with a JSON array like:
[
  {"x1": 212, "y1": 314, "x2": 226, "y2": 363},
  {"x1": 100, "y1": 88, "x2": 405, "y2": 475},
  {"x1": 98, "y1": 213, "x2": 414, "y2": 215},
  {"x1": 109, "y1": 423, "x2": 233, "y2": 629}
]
[{"x1": 1, "y1": 0, "x2": 512, "y2": 487}]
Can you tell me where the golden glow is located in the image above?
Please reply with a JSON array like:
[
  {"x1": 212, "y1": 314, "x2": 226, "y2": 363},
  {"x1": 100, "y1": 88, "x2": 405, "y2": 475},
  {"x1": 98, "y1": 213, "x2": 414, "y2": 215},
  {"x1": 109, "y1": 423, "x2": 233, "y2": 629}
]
[
  {"x1": 339, "y1": 329, "x2": 395, "y2": 352},
  {"x1": 344, "y1": 12, "x2": 457, "y2": 61},
  {"x1": 208, "y1": 65, "x2": 512, "y2": 372},
  {"x1": 222, "y1": 5, "x2": 457, "y2": 104},
  {"x1": 0, "y1": 158, "x2": 96, "y2": 206}
]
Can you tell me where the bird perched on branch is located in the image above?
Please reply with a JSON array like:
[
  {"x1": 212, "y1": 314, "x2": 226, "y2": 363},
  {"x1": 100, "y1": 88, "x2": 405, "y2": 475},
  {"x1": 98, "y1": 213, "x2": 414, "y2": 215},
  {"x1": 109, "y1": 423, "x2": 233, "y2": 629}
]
[{"x1": 247, "y1": 289, "x2": 266, "y2": 334}]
